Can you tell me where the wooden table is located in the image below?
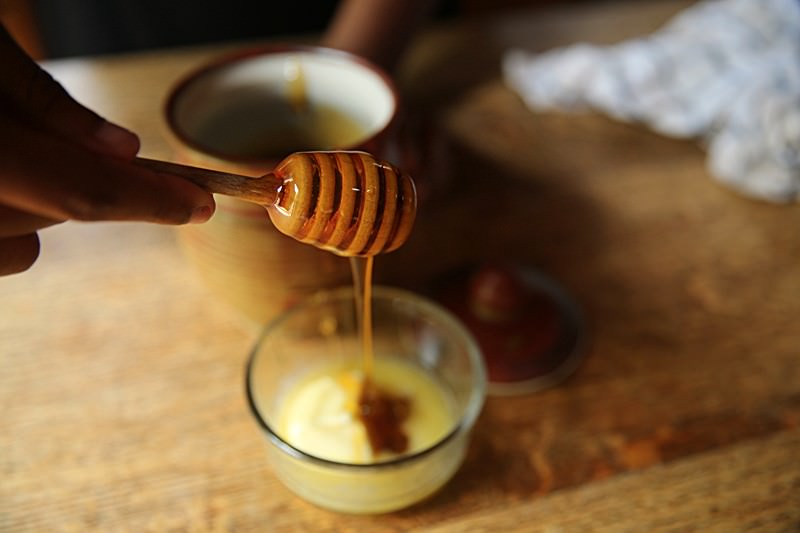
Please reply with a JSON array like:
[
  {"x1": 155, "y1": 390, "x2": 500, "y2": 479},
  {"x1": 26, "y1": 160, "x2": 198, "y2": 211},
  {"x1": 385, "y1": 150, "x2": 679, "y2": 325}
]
[{"x1": 2, "y1": 1, "x2": 799, "y2": 531}]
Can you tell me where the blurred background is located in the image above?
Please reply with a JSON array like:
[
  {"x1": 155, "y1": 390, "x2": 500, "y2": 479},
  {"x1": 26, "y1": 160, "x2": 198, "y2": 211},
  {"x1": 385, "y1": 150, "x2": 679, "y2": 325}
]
[{"x1": 1, "y1": 0, "x2": 595, "y2": 59}]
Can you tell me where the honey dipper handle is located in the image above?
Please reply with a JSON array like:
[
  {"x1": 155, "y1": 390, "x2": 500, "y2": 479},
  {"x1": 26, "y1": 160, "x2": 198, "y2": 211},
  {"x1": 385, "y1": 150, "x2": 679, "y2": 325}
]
[{"x1": 135, "y1": 157, "x2": 280, "y2": 206}]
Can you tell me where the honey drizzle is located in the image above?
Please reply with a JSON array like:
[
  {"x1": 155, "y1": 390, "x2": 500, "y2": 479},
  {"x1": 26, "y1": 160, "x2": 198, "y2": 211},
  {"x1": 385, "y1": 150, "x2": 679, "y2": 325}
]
[
  {"x1": 350, "y1": 256, "x2": 410, "y2": 455},
  {"x1": 362, "y1": 256, "x2": 375, "y2": 377},
  {"x1": 349, "y1": 256, "x2": 369, "y2": 371}
]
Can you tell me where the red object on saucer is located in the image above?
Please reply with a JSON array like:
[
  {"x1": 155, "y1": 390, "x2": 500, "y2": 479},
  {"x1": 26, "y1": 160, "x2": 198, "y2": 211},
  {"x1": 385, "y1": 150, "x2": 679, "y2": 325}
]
[{"x1": 434, "y1": 264, "x2": 586, "y2": 395}]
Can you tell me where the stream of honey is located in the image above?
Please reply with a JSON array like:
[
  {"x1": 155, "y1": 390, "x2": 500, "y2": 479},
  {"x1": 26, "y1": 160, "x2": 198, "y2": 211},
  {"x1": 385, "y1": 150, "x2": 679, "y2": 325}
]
[
  {"x1": 350, "y1": 256, "x2": 374, "y2": 377},
  {"x1": 349, "y1": 256, "x2": 410, "y2": 455}
]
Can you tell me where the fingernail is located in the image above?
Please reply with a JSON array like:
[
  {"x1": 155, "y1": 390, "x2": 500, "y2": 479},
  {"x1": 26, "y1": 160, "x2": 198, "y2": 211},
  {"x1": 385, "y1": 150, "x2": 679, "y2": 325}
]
[
  {"x1": 91, "y1": 121, "x2": 141, "y2": 158},
  {"x1": 190, "y1": 205, "x2": 214, "y2": 224}
]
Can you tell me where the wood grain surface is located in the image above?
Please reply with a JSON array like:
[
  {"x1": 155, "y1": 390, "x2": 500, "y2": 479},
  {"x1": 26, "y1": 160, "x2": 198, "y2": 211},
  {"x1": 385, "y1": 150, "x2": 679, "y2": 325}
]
[{"x1": 2, "y1": 1, "x2": 799, "y2": 531}]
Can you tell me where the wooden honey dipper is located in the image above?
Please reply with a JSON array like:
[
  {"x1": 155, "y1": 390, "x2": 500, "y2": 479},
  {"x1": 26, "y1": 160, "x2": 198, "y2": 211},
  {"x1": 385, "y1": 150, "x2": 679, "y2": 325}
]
[{"x1": 137, "y1": 151, "x2": 416, "y2": 257}]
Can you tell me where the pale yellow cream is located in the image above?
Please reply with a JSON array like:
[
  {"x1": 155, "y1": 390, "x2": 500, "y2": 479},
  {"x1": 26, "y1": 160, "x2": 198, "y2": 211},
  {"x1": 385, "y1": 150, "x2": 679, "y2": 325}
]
[{"x1": 276, "y1": 357, "x2": 455, "y2": 464}]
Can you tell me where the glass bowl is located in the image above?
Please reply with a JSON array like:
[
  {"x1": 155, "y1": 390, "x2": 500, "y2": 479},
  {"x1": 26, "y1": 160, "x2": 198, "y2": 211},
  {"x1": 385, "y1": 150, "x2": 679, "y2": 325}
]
[{"x1": 246, "y1": 286, "x2": 486, "y2": 514}]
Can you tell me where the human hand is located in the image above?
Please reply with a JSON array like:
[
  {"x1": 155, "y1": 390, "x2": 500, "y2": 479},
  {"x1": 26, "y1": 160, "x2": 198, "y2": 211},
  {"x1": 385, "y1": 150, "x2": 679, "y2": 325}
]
[{"x1": 0, "y1": 25, "x2": 215, "y2": 276}]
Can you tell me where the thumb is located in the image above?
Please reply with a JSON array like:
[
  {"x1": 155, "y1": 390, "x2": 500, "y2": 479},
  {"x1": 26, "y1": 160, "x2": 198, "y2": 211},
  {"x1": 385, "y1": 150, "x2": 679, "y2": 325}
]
[{"x1": 0, "y1": 24, "x2": 139, "y2": 159}]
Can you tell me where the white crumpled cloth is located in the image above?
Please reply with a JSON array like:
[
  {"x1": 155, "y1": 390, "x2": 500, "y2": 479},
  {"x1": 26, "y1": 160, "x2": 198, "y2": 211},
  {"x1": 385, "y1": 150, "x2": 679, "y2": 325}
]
[{"x1": 503, "y1": 0, "x2": 800, "y2": 203}]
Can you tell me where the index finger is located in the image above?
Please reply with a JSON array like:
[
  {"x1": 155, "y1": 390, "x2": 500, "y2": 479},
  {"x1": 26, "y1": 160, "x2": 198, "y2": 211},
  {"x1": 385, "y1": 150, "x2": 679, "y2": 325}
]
[{"x1": 1, "y1": 113, "x2": 216, "y2": 225}]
